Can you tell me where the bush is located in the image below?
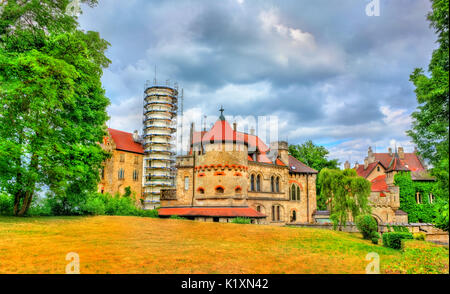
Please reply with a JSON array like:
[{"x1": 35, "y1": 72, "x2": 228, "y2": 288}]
[
  {"x1": 0, "y1": 193, "x2": 13, "y2": 216},
  {"x1": 413, "y1": 232, "x2": 426, "y2": 241},
  {"x1": 371, "y1": 237, "x2": 379, "y2": 245},
  {"x1": 356, "y1": 215, "x2": 378, "y2": 240},
  {"x1": 170, "y1": 215, "x2": 185, "y2": 220},
  {"x1": 370, "y1": 231, "x2": 380, "y2": 244},
  {"x1": 382, "y1": 232, "x2": 414, "y2": 249},
  {"x1": 83, "y1": 197, "x2": 106, "y2": 215},
  {"x1": 231, "y1": 217, "x2": 252, "y2": 224}
]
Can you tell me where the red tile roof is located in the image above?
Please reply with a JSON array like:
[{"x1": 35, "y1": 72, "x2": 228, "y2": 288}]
[
  {"x1": 371, "y1": 175, "x2": 389, "y2": 192},
  {"x1": 288, "y1": 155, "x2": 318, "y2": 174},
  {"x1": 192, "y1": 120, "x2": 269, "y2": 153},
  {"x1": 158, "y1": 207, "x2": 266, "y2": 218},
  {"x1": 276, "y1": 158, "x2": 286, "y2": 166},
  {"x1": 355, "y1": 161, "x2": 379, "y2": 178},
  {"x1": 107, "y1": 128, "x2": 144, "y2": 154},
  {"x1": 374, "y1": 153, "x2": 425, "y2": 172}
]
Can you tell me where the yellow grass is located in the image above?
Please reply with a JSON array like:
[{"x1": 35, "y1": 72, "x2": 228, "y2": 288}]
[{"x1": 0, "y1": 216, "x2": 444, "y2": 274}]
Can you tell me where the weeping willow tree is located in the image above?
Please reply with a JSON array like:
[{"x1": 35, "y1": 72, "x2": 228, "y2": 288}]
[{"x1": 318, "y1": 168, "x2": 372, "y2": 230}]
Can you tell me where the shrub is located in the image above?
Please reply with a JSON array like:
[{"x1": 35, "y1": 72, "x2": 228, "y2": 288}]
[
  {"x1": 370, "y1": 231, "x2": 380, "y2": 244},
  {"x1": 0, "y1": 193, "x2": 13, "y2": 216},
  {"x1": 382, "y1": 232, "x2": 414, "y2": 249},
  {"x1": 371, "y1": 237, "x2": 379, "y2": 245},
  {"x1": 170, "y1": 215, "x2": 185, "y2": 220},
  {"x1": 83, "y1": 197, "x2": 106, "y2": 215},
  {"x1": 356, "y1": 215, "x2": 378, "y2": 240},
  {"x1": 231, "y1": 217, "x2": 252, "y2": 224},
  {"x1": 413, "y1": 232, "x2": 426, "y2": 241},
  {"x1": 138, "y1": 209, "x2": 159, "y2": 218}
]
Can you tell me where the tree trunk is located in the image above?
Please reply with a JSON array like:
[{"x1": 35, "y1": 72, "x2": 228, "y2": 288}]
[{"x1": 17, "y1": 191, "x2": 33, "y2": 217}]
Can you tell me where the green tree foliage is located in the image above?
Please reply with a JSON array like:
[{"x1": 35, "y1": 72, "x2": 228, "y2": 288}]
[
  {"x1": 289, "y1": 141, "x2": 340, "y2": 209},
  {"x1": 407, "y1": 0, "x2": 449, "y2": 227},
  {"x1": 0, "y1": 0, "x2": 110, "y2": 216},
  {"x1": 318, "y1": 168, "x2": 371, "y2": 230}
]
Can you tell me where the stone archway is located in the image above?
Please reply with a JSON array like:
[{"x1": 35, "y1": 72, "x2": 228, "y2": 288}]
[{"x1": 371, "y1": 214, "x2": 382, "y2": 232}]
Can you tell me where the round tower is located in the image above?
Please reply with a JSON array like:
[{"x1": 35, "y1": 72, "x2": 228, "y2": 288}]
[{"x1": 143, "y1": 85, "x2": 178, "y2": 209}]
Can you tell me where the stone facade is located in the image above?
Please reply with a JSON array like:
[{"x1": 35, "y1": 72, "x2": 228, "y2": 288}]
[
  {"x1": 98, "y1": 129, "x2": 144, "y2": 199},
  {"x1": 349, "y1": 146, "x2": 434, "y2": 225},
  {"x1": 160, "y1": 115, "x2": 318, "y2": 225}
]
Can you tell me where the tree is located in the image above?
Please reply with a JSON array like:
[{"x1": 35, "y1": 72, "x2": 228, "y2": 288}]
[
  {"x1": 289, "y1": 140, "x2": 340, "y2": 209},
  {"x1": 318, "y1": 168, "x2": 371, "y2": 231},
  {"x1": 0, "y1": 0, "x2": 110, "y2": 216},
  {"x1": 407, "y1": 0, "x2": 449, "y2": 230}
]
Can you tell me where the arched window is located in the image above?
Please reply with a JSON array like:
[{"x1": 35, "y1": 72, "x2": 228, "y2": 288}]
[
  {"x1": 184, "y1": 177, "x2": 189, "y2": 191},
  {"x1": 272, "y1": 205, "x2": 282, "y2": 222},
  {"x1": 256, "y1": 175, "x2": 261, "y2": 191},
  {"x1": 257, "y1": 206, "x2": 261, "y2": 213},
  {"x1": 271, "y1": 176, "x2": 274, "y2": 192},
  {"x1": 276, "y1": 177, "x2": 280, "y2": 192},
  {"x1": 291, "y1": 210, "x2": 297, "y2": 222},
  {"x1": 250, "y1": 174, "x2": 255, "y2": 191},
  {"x1": 133, "y1": 169, "x2": 139, "y2": 181},
  {"x1": 235, "y1": 186, "x2": 242, "y2": 195},
  {"x1": 297, "y1": 186, "x2": 300, "y2": 201},
  {"x1": 215, "y1": 186, "x2": 224, "y2": 194},
  {"x1": 291, "y1": 184, "x2": 296, "y2": 200}
]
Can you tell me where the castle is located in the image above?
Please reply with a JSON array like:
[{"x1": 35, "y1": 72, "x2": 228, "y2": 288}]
[
  {"x1": 342, "y1": 146, "x2": 434, "y2": 225},
  {"x1": 158, "y1": 109, "x2": 318, "y2": 225}
]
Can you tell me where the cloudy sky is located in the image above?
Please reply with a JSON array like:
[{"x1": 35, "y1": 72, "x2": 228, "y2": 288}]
[{"x1": 78, "y1": 0, "x2": 437, "y2": 166}]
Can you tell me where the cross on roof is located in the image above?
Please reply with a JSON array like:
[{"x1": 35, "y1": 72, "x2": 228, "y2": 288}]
[{"x1": 219, "y1": 105, "x2": 225, "y2": 121}]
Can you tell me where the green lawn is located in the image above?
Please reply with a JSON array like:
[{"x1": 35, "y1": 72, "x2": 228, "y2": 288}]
[{"x1": 0, "y1": 216, "x2": 447, "y2": 274}]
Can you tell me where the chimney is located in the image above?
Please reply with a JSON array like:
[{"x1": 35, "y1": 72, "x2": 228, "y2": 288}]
[
  {"x1": 133, "y1": 130, "x2": 139, "y2": 142},
  {"x1": 398, "y1": 147, "x2": 404, "y2": 160},
  {"x1": 388, "y1": 147, "x2": 393, "y2": 156},
  {"x1": 344, "y1": 161, "x2": 350, "y2": 170},
  {"x1": 355, "y1": 161, "x2": 359, "y2": 169},
  {"x1": 368, "y1": 146, "x2": 375, "y2": 163},
  {"x1": 364, "y1": 158, "x2": 369, "y2": 169},
  {"x1": 233, "y1": 122, "x2": 237, "y2": 132}
]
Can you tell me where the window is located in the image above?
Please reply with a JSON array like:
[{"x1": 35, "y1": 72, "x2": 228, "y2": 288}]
[
  {"x1": 184, "y1": 177, "x2": 189, "y2": 191},
  {"x1": 429, "y1": 193, "x2": 435, "y2": 204},
  {"x1": 271, "y1": 177, "x2": 274, "y2": 192},
  {"x1": 235, "y1": 186, "x2": 242, "y2": 195},
  {"x1": 276, "y1": 177, "x2": 280, "y2": 193},
  {"x1": 290, "y1": 184, "x2": 300, "y2": 201},
  {"x1": 416, "y1": 192, "x2": 422, "y2": 204},
  {"x1": 377, "y1": 166, "x2": 380, "y2": 172},
  {"x1": 257, "y1": 206, "x2": 261, "y2": 213},
  {"x1": 250, "y1": 174, "x2": 255, "y2": 191},
  {"x1": 101, "y1": 167, "x2": 105, "y2": 180},
  {"x1": 256, "y1": 175, "x2": 261, "y2": 191},
  {"x1": 215, "y1": 186, "x2": 224, "y2": 194},
  {"x1": 118, "y1": 168, "x2": 124, "y2": 180},
  {"x1": 120, "y1": 154, "x2": 125, "y2": 162},
  {"x1": 272, "y1": 205, "x2": 282, "y2": 221},
  {"x1": 197, "y1": 187, "x2": 205, "y2": 194},
  {"x1": 133, "y1": 169, "x2": 139, "y2": 181},
  {"x1": 291, "y1": 210, "x2": 297, "y2": 222}
]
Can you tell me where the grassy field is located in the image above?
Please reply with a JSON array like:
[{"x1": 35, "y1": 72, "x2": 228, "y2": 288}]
[{"x1": 0, "y1": 216, "x2": 447, "y2": 274}]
